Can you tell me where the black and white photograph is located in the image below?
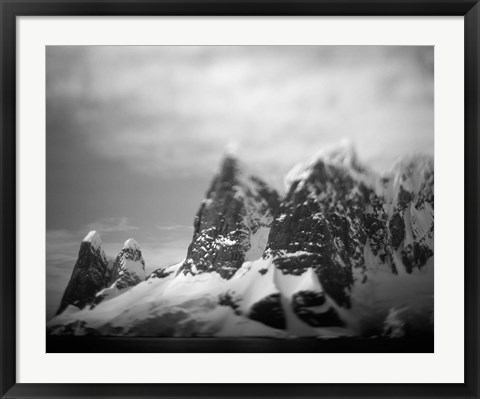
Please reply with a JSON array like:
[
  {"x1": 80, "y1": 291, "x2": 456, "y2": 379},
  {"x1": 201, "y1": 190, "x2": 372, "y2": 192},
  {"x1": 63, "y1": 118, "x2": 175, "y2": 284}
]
[{"x1": 45, "y1": 45, "x2": 434, "y2": 351}]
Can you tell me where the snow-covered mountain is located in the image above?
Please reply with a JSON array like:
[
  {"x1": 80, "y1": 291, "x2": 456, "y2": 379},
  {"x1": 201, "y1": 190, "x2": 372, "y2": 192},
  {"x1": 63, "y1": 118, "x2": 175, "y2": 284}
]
[
  {"x1": 178, "y1": 154, "x2": 280, "y2": 279},
  {"x1": 48, "y1": 144, "x2": 434, "y2": 338},
  {"x1": 93, "y1": 238, "x2": 146, "y2": 305},
  {"x1": 55, "y1": 231, "x2": 108, "y2": 315},
  {"x1": 266, "y1": 141, "x2": 434, "y2": 336},
  {"x1": 56, "y1": 233, "x2": 147, "y2": 315}
]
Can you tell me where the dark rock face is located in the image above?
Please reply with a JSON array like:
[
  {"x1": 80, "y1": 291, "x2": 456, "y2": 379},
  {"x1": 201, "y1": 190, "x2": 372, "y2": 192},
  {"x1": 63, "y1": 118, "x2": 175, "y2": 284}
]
[
  {"x1": 267, "y1": 158, "x2": 370, "y2": 307},
  {"x1": 103, "y1": 259, "x2": 115, "y2": 286},
  {"x1": 389, "y1": 212, "x2": 405, "y2": 250},
  {"x1": 364, "y1": 194, "x2": 389, "y2": 263},
  {"x1": 218, "y1": 290, "x2": 242, "y2": 314},
  {"x1": 56, "y1": 240, "x2": 108, "y2": 315},
  {"x1": 179, "y1": 155, "x2": 280, "y2": 279},
  {"x1": 265, "y1": 150, "x2": 434, "y2": 309},
  {"x1": 249, "y1": 293, "x2": 286, "y2": 330},
  {"x1": 148, "y1": 267, "x2": 175, "y2": 280},
  {"x1": 401, "y1": 241, "x2": 434, "y2": 274},
  {"x1": 292, "y1": 290, "x2": 344, "y2": 327}
]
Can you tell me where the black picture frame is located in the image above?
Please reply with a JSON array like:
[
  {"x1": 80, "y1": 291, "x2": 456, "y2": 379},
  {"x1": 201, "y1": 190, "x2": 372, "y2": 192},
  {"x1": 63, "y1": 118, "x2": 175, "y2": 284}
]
[{"x1": 1, "y1": 0, "x2": 479, "y2": 398}]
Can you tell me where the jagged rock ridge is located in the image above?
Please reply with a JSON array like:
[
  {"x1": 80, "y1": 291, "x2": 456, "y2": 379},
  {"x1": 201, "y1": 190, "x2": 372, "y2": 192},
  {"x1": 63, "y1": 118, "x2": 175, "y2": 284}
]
[
  {"x1": 56, "y1": 232, "x2": 147, "y2": 316},
  {"x1": 178, "y1": 154, "x2": 280, "y2": 279},
  {"x1": 93, "y1": 238, "x2": 146, "y2": 305}
]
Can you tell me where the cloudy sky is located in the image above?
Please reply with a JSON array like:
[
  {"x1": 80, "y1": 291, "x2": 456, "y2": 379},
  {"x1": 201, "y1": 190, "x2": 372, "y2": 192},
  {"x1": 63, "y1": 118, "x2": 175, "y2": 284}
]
[{"x1": 46, "y1": 46, "x2": 433, "y2": 320}]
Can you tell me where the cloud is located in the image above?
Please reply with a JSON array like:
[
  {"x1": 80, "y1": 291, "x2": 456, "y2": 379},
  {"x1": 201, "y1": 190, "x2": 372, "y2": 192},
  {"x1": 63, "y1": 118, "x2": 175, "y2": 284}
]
[
  {"x1": 47, "y1": 46, "x2": 433, "y2": 187},
  {"x1": 46, "y1": 229, "x2": 81, "y2": 265},
  {"x1": 156, "y1": 224, "x2": 190, "y2": 231},
  {"x1": 84, "y1": 217, "x2": 139, "y2": 233}
]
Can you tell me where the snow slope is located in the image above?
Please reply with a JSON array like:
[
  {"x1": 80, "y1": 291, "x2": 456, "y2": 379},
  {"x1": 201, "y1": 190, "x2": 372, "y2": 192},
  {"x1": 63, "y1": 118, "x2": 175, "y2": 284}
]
[{"x1": 48, "y1": 255, "x2": 354, "y2": 337}]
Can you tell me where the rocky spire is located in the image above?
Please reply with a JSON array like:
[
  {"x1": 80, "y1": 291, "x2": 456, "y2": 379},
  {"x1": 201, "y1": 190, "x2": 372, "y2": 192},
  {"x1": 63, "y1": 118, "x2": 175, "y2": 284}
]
[
  {"x1": 93, "y1": 238, "x2": 146, "y2": 305},
  {"x1": 56, "y1": 231, "x2": 108, "y2": 315},
  {"x1": 179, "y1": 154, "x2": 280, "y2": 279}
]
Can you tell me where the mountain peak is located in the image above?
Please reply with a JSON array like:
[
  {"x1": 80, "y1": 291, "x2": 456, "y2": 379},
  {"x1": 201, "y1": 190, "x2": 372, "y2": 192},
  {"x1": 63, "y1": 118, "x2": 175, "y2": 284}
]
[
  {"x1": 56, "y1": 230, "x2": 108, "y2": 315},
  {"x1": 313, "y1": 139, "x2": 358, "y2": 166},
  {"x1": 124, "y1": 238, "x2": 140, "y2": 251},
  {"x1": 284, "y1": 140, "x2": 366, "y2": 191},
  {"x1": 82, "y1": 230, "x2": 102, "y2": 250},
  {"x1": 179, "y1": 152, "x2": 280, "y2": 279},
  {"x1": 224, "y1": 141, "x2": 239, "y2": 157},
  {"x1": 216, "y1": 149, "x2": 245, "y2": 180}
]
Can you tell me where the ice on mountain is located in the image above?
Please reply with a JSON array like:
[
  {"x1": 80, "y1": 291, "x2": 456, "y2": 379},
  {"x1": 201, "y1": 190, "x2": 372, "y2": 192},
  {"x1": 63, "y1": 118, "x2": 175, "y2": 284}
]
[
  {"x1": 124, "y1": 238, "x2": 140, "y2": 251},
  {"x1": 82, "y1": 230, "x2": 102, "y2": 250},
  {"x1": 284, "y1": 139, "x2": 368, "y2": 192},
  {"x1": 244, "y1": 226, "x2": 270, "y2": 261},
  {"x1": 217, "y1": 236, "x2": 237, "y2": 246}
]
